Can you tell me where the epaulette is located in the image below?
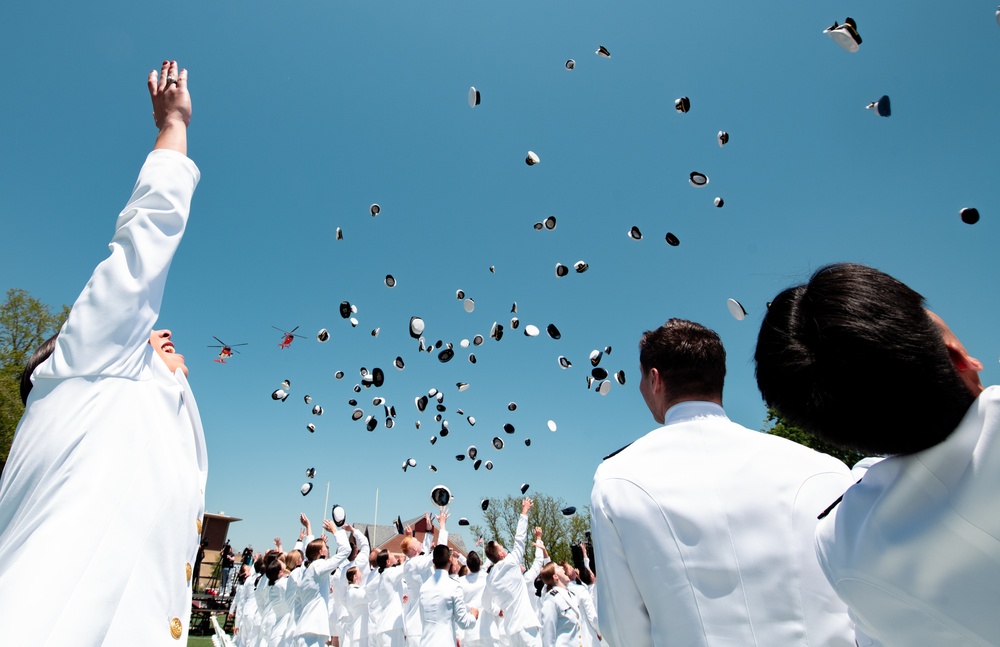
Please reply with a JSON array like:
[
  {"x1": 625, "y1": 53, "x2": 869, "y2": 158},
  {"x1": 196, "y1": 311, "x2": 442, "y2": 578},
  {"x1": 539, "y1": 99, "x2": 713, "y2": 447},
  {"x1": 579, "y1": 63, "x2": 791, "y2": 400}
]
[{"x1": 603, "y1": 442, "x2": 634, "y2": 461}]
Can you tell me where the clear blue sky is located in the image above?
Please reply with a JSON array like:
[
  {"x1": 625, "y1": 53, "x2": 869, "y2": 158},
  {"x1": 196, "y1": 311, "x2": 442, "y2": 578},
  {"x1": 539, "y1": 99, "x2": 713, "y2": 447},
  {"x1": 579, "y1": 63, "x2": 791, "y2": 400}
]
[{"x1": 2, "y1": 1, "x2": 998, "y2": 551}]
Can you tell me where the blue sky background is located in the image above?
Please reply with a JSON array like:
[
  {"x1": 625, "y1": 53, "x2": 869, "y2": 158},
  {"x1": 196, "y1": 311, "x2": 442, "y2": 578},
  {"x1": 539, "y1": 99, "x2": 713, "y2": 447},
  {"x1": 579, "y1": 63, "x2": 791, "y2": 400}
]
[{"x1": 2, "y1": 1, "x2": 999, "y2": 551}]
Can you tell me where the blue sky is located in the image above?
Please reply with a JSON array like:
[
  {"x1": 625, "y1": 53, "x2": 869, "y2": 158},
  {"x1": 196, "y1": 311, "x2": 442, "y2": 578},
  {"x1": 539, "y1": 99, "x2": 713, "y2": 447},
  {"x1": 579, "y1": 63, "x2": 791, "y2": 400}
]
[{"x1": 2, "y1": 1, "x2": 999, "y2": 551}]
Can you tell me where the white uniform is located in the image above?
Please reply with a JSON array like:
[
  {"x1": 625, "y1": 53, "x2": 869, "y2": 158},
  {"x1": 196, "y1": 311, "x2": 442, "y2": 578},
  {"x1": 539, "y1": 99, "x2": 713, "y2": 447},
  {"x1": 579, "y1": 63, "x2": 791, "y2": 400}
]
[
  {"x1": 419, "y1": 570, "x2": 478, "y2": 647},
  {"x1": 401, "y1": 528, "x2": 448, "y2": 646},
  {"x1": 566, "y1": 582, "x2": 600, "y2": 646},
  {"x1": 817, "y1": 386, "x2": 1000, "y2": 646},
  {"x1": 539, "y1": 588, "x2": 584, "y2": 647},
  {"x1": 591, "y1": 401, "x2": 855, "y2": 647},
  {"x1": 0, "y1": 150, "x2": 203, "y2": 646},
  {"x1": 367, "y1": 564, "x2": 406, "y2": 646},
  {"x1": 342, "y1": 582, "x2": 370, "y2": 647},
  {"x1": 460, "y1": 570, "x2": 495, "y2": 647},
  {"x1": 482, "y1": 514, "x2": 541, "y2": 647},
  {"x1": 293, "y1": 529, "x2": 352, "y2": 645}
]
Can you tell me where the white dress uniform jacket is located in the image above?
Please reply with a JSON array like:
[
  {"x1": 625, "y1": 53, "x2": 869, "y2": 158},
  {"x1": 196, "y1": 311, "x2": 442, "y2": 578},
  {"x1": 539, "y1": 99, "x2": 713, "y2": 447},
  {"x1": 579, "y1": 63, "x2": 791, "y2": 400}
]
[
  {"x1": 539, "y1": 587, "x2": 584, "y2": 647},
  {"x1": 482, "y1": 513, "x2": 541, "y2": 646},
  {"x1": 591, "y1": 401, "x2": 855, "y2": 647},
  {"x1": 460, "y1": 570, "x2": 495, "y2": 646},
  {"x1": 419, "y1": 570, "x2": 478, "y2": 647},
  {"x1": 294, "y1": 529, "x2": 352, "y2": 640},
  {"x1": 816, "y1": 385, "x2": 1000, "y2": 646},
  {"x1": 402, "y1": 528, "x2": 448, "y2": 645},
  {"x1": 342, "y1": 582, "x2": 370, "y2": 647},
  {"x1": 367, "y1": 564, "x2": 406, "y2": 645},
  {"x1": 0, "y1": 150, "x2": 204, "y2": 646},
  {"x1": 566, "y1": 582, "x2": 600, "y2": 646}
]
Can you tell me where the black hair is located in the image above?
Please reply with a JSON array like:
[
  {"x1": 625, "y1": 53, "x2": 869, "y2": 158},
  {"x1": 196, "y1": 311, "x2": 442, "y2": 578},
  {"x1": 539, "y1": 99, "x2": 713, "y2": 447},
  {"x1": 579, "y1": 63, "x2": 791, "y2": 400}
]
[
  {"x1": 20, "y1": 334, "x2": 58, "y2": 405},
  {"x1": 432, "y1": 544, "x2": 452, "y2": 569},
  {"x1": 755, "y1": 263, "x2": 975, "y2": 455},
  {"x1": 265, "y1": 557, "x2": 283, "y2": 585},
  {"x1": 466, "y1": 551, "x2": 481, "y2": 573},
  {"x1": 376, "y1": 549, "x2": 390, "y2": 573},
  {"x1": 346, "y1": 566, "x2": 359, "y2": 583},
  {"x1": 639, "y1": 319, "x2": 726, "y2": 400}
]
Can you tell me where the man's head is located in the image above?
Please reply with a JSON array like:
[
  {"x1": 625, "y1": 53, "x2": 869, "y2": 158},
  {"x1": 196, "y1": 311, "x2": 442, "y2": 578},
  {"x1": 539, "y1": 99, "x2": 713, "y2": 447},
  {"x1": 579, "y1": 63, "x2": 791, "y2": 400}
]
[
  {"x1": 369, "y1": 548, "x2": 380, "y2": 568},
  {"x1": 638, "y1": 319, "x2": 726, "y2": 423},
  {"x1": 432, "y1": 544, "x2": 452, "y2": 570},
  {"x1": 400, "y1": 536, "x2": 421, "y2": 558},
  {"x1": 560, "y1": 561, "x2": 579, "y2": 582},
  {"x1": 755, "y1": 263, "x2": 981, "y2": 455},
  {"x1": 466, "y1": 551, "x2": 481, "y2": 573},
  {"x1": 150, "y1": 329, "x2": 187, "y2": 376},
  {"x1": 484, "y1": 540, "x2": 507, "y2": 564}
]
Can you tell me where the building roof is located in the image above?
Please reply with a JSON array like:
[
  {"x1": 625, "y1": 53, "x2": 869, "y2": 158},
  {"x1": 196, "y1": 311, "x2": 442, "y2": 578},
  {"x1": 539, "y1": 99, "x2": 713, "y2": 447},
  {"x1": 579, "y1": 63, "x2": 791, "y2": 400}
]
[{"x1": 352, "y1": 514, "x2": 468, "y2": 556}]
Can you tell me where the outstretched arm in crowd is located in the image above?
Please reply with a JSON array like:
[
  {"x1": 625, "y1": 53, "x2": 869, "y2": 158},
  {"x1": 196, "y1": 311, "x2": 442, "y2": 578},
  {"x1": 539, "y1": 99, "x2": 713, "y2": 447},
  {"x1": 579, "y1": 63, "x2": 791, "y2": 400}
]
[
  {"x1": 511, "y1": 498, "x2": 533, "y2": 565},
  {"x1": 148, "y1": 60, "x2": 190, "y2": 155}
]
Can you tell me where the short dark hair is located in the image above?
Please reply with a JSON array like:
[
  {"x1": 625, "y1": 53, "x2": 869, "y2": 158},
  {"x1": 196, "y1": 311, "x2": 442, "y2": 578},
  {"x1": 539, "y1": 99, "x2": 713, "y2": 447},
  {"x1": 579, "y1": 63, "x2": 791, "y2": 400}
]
[
  {"x1": 346, "y1": 566, "x2": 358, "y2": 583},
  {"x1": 432, "y1": 544, "x2": 452, "y2": 569},
  {"x1": 466, "y1": 551, "x2": 481, "y2": 573},
  {"x1": 755, "y1": 263, "x2": 975, "y2": 455},
  {"x1": 20, "y1": 334, "x2": 58, "y2": 405},
  {"x1": 484, "y1": 541, "x2": 502, "y2": 564},
  {"x1": 540, "y1": 562, "x2": 558, "y2": 587},
  {"x1": 639, "y1": 319, "x2": 726, "y2": 399}
]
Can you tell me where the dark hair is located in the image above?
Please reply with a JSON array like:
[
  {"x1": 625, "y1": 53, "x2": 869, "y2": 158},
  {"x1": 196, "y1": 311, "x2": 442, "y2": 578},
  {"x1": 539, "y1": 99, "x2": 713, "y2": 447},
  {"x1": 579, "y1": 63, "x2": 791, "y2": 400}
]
[
  {"x1": 432, "y1": 544, "x2": 452, "y2": 569},
  {"x1": 346, "y1": 566, "x2": 359, "y2": 583},
  {"x1": 484, "y1": 541, "x2": 502, "y2": 564},
  {"x1": 466, "y1": 551, "x2": 481, "y2": 573},
  {"x1": 755, "y1": 263, "x2": 974, "y2": 455},
  {"x1": 305, "y1": 538, "x2": 326, "y2": 562},
  {"x1": 253, "y1": 555, "x2": 266, "y2": 574},
  {"x1": 20, "y1": 334, "x2": 58, "y2": 405},
  {"x1": 639, "y1": 319, "x2": 726, "y2": 399},
  {"x1": 376, "y1": 549, "x2": 390, "y2": 573},
  {"x1": 533, "y1": 575, "x2": 545, "y2": 597},
  {"x1": 265, "y1": 556, "x2": 283, "y2": 585}
]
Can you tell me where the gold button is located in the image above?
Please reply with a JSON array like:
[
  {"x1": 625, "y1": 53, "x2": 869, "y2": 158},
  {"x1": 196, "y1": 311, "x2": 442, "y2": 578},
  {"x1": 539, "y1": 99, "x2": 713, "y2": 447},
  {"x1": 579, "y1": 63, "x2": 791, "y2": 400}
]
[
  {"x1": 185, "y1": 562, "x2": 192, "y2": 584},
  {"x1": 195, "y1": 518, "x2": 202, "y2": 534},
  {"x1": 170, "y1": 617, "x2": 183, "y2": 639}
]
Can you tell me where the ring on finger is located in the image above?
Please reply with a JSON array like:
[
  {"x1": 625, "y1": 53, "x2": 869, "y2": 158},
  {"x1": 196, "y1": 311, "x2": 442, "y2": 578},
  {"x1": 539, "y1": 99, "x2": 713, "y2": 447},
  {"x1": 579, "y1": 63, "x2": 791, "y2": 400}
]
[{"x1": 165, "y1": 76, "x2": 177, "y2": 86}]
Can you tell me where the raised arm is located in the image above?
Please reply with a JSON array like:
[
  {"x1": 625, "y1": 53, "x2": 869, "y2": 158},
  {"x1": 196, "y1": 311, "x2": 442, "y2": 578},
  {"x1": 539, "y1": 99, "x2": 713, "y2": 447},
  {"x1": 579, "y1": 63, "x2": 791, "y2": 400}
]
[
  {"x1": 510, "y1": 498, "x2": 533, "y2": 565},
  {"x1": 34, "y1": 60, "x2": 198, "y2": 382},
  {"x1": 313, "y1": 523, "x2": 351, "y2": 576},
  {"x1": 436, "y1": 506, "x2": 450, "y2": 547}
]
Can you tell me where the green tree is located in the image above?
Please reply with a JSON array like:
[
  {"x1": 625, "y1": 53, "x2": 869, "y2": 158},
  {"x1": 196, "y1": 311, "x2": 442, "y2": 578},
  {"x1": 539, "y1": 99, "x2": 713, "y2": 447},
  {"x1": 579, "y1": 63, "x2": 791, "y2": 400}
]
[
  {"x1": 763, "y1": 407, "x2": 867, "y2": 467},
  {"x1": 0, "y1": 288, "x2": 69, "y2": 472},
  {"x1": 469, "y1": 493, "x2": 589, "y2": 567}
]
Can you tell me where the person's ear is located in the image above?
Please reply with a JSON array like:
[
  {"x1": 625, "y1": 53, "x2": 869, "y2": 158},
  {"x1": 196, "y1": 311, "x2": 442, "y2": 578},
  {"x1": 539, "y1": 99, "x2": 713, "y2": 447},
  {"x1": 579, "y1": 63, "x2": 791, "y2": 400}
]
[{"x1": 943, "y1": 336, "x2": 984, "y2": 396}]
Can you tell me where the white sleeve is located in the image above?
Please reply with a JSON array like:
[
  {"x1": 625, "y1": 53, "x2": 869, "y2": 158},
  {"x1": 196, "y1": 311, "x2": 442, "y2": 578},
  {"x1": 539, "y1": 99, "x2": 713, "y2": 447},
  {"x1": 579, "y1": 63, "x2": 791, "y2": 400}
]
[
  {"x1": 315, "y1": 529, "x2": 352, "y2": 577},
  {"x1": 511, "y1": 514, "x2": 529, "y2": 565},
  {"x1": 421, "y1": 528, "x2": 435, "y2": 554},
  {"x1": 452, "y1": 588, "x2": 478, "y2": 630},
  {"x1": 590, "y1": 477, "x2": 653, "y2": 647},
  {"x1": 34, "y1": 150, "x2": 200, "y2": 381}
]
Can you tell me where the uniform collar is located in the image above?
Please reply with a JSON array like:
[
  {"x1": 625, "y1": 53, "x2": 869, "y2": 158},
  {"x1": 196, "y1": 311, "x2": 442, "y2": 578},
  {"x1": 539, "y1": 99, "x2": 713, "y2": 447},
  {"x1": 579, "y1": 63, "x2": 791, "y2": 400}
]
[{"x1": 663, "y1": 400, "x2": 728, "y2": 426}]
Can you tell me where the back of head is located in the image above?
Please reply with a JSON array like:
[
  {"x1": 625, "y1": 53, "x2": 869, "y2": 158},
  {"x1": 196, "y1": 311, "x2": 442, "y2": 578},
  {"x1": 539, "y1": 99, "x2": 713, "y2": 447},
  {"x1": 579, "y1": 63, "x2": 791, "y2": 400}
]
[
  {"x1": 400, "y1": 536, "x2": 420, "y2": 556},
  {"x1": 376, "y1": 549, "x2": 391, "y2": 572},
  {"x1": 432, "y1": 544, "x2": 452, "y2": 569},
  {"x1": 484, "y1": 540, "x2": 502, "y2": 564},
  {"x1": 639, "y1": 319, "x2": 726, "y2": 399},
  {"x1": 283, "y1": 549, "x2": 302, "y2": 571},
  {"x1": 305, "y1": 538, "x2": 326, "y2": 563},
  {"x1": 466, "y1": 550, "x2": 481, "y2": 573},
  {"x1": 755, "y1": 263, "x2": 975, "y2": 455},
  {"x1": 346, "y1": 565, "x2": 359, "y2": 583},
  {"x1": 265, "y1": 556, "x2": 283, "y2": 585},
  {"x1": 347, "y1": 531, "x2": 359, "y2": 561}
]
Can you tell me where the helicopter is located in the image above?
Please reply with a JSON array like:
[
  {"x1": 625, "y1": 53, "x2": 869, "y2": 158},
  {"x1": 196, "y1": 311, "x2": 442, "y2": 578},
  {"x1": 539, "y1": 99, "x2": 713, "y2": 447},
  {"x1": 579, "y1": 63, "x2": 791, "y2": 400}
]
[
  {"x1": 208, "y1": 337, "x2": 248, "y2": 363},
  {"x1": 273, "y1": 326, "x2": 306, "y2": 349}
]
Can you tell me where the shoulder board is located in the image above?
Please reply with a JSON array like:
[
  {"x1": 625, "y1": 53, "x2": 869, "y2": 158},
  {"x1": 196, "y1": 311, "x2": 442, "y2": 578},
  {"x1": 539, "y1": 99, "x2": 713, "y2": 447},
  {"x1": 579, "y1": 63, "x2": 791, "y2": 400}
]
[{"x1": 603, "y1": 442, "x2": 634, "y2": 461}]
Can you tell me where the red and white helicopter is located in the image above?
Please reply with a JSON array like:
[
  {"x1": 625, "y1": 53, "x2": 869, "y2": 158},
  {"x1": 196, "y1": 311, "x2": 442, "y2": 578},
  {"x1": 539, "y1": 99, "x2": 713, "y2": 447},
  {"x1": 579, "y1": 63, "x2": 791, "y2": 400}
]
[
  {"x1": 273, "y1": 325, "x2": 306, "y2": 349},
  {"x1": 208, "y1": 337, "x2": 248, "y2": 363}
]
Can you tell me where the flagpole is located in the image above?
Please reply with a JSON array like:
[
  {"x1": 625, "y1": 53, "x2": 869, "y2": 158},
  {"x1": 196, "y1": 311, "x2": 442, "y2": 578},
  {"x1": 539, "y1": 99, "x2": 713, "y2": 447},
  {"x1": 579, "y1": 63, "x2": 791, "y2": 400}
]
[
  {"x1": 323, "y1": 481, "x2": 330, "y2": 525},
  {"x1": 373, "y1": 487, "x2": 379, "y2": 547}
]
